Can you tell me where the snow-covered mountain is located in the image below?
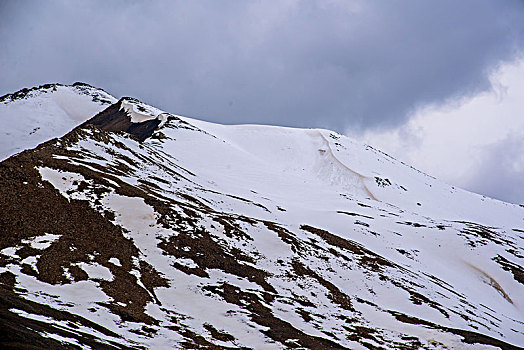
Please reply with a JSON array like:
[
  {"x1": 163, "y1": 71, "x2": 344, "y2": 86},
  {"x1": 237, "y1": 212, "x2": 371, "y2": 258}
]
[
  {"x1": 0, "y1": 82, "x2": 116, "y2": 161},
  {"x1": 1, "y1": 84, "x2": 523, "y2": 349}
]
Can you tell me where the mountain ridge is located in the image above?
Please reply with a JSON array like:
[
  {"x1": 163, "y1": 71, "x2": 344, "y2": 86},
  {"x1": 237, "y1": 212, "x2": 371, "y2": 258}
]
[{"x1": 0, "y1": 85, "x2": 523, "y2": 349}]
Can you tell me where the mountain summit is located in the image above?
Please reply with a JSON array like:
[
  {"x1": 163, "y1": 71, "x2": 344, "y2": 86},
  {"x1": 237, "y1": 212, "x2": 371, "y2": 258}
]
[{"x1": 1, "y1": 84, "x2": 523, "y2": 349}]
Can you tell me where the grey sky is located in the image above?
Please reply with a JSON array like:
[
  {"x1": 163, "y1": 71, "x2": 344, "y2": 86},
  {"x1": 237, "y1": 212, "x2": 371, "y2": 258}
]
[
  {"x1": 1, "y1": 0, "x2": 524, "y2": 203},
  {"x1": 466, "y1": 134, "x2": 524, "y2": 204},
  {"x1": 355, "y1": 58, "x2": 524, "y2": 205},
  {"x1": 1, "y1": 0, "x2": 523, "y2": 131}
]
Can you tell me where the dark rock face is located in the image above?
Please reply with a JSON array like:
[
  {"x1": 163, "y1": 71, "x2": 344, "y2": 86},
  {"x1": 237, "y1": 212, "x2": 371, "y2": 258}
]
[{"x1": 82, "y1": 99, "x2": 161, "y2": 142}]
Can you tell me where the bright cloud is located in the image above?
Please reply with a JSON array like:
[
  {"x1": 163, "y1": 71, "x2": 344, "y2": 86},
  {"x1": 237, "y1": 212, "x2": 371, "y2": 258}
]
[{"x1": 351, "y1": 58, "x2": 524, "y2": 204}]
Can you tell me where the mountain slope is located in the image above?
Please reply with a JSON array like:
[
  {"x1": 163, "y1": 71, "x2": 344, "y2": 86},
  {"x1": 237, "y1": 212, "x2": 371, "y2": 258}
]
[
  {"x1": 0, "y1": 88, "x2": 523, "y2": 349},
  {"x1": 0, "y1": 82, "x2": 116, "y2": 161}
]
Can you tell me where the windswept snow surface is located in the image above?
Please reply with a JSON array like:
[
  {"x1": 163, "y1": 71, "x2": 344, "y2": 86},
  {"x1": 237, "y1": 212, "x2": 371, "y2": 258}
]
[
  {"x1": 1, "y1": 94, "x2": 523, "y2": 349},
  {"x1": 0, "y1": 83, "x2": 116, "y2": 161},
  {"x1": 120, "y1": 98, "x2": 168, "y2": 126}
]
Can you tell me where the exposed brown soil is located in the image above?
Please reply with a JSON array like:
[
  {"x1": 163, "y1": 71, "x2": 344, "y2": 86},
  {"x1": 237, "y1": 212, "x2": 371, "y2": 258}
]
[
  {"x1": 337, "y1": 211, "x2": 375, "y2": 220},
  {"x1": 158, "y1": 225, "x2": 276, "y2": 294},
  {"x1": 389, "y1": 310, "x2": 523, "y2": 350},
  {"x1": 492, "y1": 255, "x2": 524, "y2": 285},
  {"x1": 263, "y1": 221, "x2": 304, "y2": 253},
  {"x1": 172, "y1": 326, "x2": 247, "y2": 350},
  {"x1": 0, "y1": 129, "x2": 168, "y2": 326},
  {"x1": 291, "y1": 259, "x2": 354, "y2": 312},
  {"x1": 202, "y1": 282, "x2": 348, "y2": 350},
  {"x1": 300, "y1": 224, "x2": 394, "y2": 272},
  {"x1": 0, "y1": 284, "x2": 133, "y2": 349},
  {"x1": 203, "y1": 323, "x2": 236, "y2": 343}
]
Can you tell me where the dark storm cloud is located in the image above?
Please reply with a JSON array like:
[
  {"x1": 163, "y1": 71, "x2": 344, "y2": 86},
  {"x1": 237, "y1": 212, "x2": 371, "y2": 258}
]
[
  {"x1": 1, "y1": 0, "x2": 524, "y2": 131},
  {"x1": 465, "y1": 135, "x2": 524, "y2": 205}
]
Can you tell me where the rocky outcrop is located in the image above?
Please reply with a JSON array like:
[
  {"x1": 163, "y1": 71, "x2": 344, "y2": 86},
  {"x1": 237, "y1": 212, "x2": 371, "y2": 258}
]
[{"x1": 81, "y1": 98, "x2": 161, "y2": 142}]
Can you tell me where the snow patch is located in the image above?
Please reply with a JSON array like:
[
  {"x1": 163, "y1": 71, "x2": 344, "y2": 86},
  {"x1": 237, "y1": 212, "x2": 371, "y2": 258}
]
[
  {"x1": 21, "y1": 233, "x2": 61, "y2": 250},
  {"x1": 38, "y1": 167, "x2": 88, "y2": 200},
  {"x1": 75, "y1": 262, "x2": 113, "y2": 281},
  {"x1": 0, "y1": 246, "x2": 20, "y2": 258},
  {"x1": 120, "y1": 99, "x2": 168, "y2": 126},
  {"x1": 108, "y1": 257, "x2": 121, "y2": 267}
]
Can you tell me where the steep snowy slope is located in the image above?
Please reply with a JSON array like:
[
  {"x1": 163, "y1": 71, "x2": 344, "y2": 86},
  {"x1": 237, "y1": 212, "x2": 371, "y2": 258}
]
[
  {"x1": 0, "y1": 83, "x2": 116, "y2": 161},
  {"x1": 0, "y1": 90, "x2": 523, "y2": 349}
]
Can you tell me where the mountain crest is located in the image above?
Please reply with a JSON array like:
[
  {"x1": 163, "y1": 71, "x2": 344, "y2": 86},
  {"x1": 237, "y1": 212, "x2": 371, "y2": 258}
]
[
  {"x1": 0, "y1": 82, "x2": 113, "y2": 105},
  {"x1": 81, "y1": 98, "x2": 169, "y2": 142}
]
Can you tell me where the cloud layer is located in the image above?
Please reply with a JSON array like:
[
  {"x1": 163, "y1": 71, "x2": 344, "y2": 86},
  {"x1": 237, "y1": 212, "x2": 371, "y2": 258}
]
[
  {"x1": 2, "y1": 1, "x2": 524, "y2": 203},
  {"x1": 355, "y1": 59, "x2": 524, "y2": 204},
  {"x1": 466, "y1": 134, "x2": 524, "y2": 204},
  {"x1": 1, "y1": 0, "x2": 524, "y2": 131}
]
